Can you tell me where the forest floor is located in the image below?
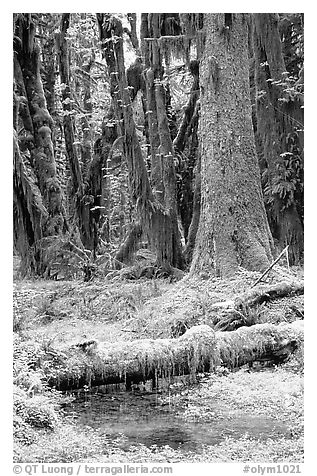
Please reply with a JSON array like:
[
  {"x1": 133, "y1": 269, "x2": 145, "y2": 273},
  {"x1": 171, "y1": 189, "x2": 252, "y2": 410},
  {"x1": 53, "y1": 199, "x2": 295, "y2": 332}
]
[{"x1": 13, "y1": 259, "x2": 304, "y2": 463}]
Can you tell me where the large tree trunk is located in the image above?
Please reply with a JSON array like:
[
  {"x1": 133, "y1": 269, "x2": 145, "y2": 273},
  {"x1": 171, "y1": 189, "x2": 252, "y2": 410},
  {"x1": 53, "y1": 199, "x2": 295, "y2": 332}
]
[
  {"x1": 191, "y1": 14, "x2": 274, "y2": 278},
  {"x1": 97, "y1": 14, "x2": 184, "y2": 270},
  {"x1": 253, "y1": 14, "x2": 304, "y2": 265},
  {"x1": 44, "y1": 320, "x2": 303, "y2": 391},
  {"x1": 13, "y1": 14, "x2": 67, "y2": 274}
]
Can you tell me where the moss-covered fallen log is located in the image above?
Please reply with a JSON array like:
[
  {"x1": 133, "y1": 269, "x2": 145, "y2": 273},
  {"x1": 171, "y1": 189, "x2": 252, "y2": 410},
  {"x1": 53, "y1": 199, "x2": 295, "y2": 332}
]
[
  {"x1": 213, "y1": 280, "x2": 304, "y2": 331},
  {"x1": 44, "y1": 320, "x2": 303, "y2": 391},
  {"x1": 236, "y1": 281, "x2": 304, "y2": 307}
]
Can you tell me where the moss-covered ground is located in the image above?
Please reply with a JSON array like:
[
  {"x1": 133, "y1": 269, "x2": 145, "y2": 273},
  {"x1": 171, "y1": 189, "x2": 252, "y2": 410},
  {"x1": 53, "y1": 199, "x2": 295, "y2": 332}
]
[{"x1": 13, "y1": 263, "x2": 304, "y2": 463}]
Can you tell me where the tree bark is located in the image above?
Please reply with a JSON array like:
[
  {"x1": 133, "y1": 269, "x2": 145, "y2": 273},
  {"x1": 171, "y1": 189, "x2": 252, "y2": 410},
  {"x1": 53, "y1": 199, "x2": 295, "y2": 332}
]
[
  {"x1": 155, "y1": 82, "x2": 184, "y2": 268},
  {"x1": 80, "y1": 57, "x2": 94, "y2": 184},
  {"x1": 184, "y1": 152, "x2": 201, "y2": 263},
  {"x1": 191, "y1": 14, "x2": 274, "y2": 278},
  {"x1": 145, "y1": 14, "x2": 164, "y2": 202},
  {"x1": 44, "y1": 320, "x2": 303, "y2": 390}
]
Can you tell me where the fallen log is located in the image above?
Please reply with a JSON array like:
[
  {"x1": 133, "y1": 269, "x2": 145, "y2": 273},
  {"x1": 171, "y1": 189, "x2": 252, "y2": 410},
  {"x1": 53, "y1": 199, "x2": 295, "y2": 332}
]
[
  {"x1": 43, "y1": 320, "x2": 303, "y2": 391},
  {"x1": 236, "y1": 281, "x2": 304, "y2": 308},
  {"x1": 213, "y1": 281, "x2": 304, "y2": 331}
]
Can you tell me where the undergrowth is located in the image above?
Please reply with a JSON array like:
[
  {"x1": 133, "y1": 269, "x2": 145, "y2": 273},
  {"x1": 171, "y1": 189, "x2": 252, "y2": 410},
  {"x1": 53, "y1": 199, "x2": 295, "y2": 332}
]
[{"x1": 13, "y1": 264, "x2": 304, "y2": 463}]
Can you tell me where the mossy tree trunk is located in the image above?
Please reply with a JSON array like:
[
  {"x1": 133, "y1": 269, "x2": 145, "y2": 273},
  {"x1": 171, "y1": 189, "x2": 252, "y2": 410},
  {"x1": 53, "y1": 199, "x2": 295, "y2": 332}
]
[
  {"x1": 79, "y1": 54, "x2": 94, "y2": 184},
  {"x1": 114, "y1": 223, "x2": 143, "y2": 266},
  {"x1": 191, "y1": 14, "x2": 274, "y2": 278},
  {"x1": 253, "y1": 14, "x2": 304, "y2": 264},
  {"x1": 97, "y1": 14, "x2": 184, "y2": 270},
  {"x1": 56, "y1": 14, "x2": 84, "y2": 226},
  {"x1": 184, "y1": 152, "x2": 201, "y2": 264},
  {"x1": 13, "y1": 13, "x2": 67, "y2": 275},
  {"x1": 13, "y1": 132, "x2": 48, "y2": 274},
  {"x1": 144, "y1": 14, "x2": 164, "y2": 203},
  {"x1": 127, "y1": 13, "x2": 139, "y2": 52},
  {"x1": 174, "y1": 61, "x2": 200, "y2": 243},
  {"x1": 57, "y1": 13, "x2": 110, "y2": 255}
]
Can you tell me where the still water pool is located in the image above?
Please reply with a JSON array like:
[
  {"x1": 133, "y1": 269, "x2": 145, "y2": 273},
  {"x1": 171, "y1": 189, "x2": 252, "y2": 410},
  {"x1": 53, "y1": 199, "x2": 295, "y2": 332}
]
[{"x1": 63, "y1": 383, "x2": 289, "y2": 454}]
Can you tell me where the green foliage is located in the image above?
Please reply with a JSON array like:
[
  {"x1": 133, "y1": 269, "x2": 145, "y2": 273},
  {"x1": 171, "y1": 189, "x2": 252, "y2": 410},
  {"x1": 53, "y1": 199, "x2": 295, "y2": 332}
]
[
  {"x1": 279, "y1": 14, "x2": 304, "y2": 79},
  {"x1": 214, "y1": 303, "x2": 266, "y2": 331},
  {"x1": 40, "y1": 233, "x2": 118, "y2": 281},
  {"x1": 264, "y1": 147, "x2": 303, "y2": 212},
  {"x1": 14, "y1": 390, "x2": 58, "y2": 430}
]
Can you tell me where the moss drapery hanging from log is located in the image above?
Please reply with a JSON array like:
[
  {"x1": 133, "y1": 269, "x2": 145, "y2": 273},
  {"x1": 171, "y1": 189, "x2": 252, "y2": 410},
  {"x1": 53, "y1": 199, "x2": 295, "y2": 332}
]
[{"x1": 44, "y1": 320, "x2": 303, "y2": 391}]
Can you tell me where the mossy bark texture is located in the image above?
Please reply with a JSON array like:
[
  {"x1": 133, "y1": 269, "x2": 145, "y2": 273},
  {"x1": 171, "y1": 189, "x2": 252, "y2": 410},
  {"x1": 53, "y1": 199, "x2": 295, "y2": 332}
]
[{"x1": 191, "y1": 14, "x2": 274, "y2": 278}]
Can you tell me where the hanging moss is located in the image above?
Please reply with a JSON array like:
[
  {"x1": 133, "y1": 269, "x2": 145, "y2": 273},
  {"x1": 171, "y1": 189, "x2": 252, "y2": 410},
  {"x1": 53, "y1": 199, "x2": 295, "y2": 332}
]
[
  {"x1": 179, "y1": 13, "x2": 205, "y2": 58},
  {"x1": 43, "y1": 320, "x2": 303, "y2": 391},
  {"x1": 159, "y1": 35, "x2": 190, "y2": 63},
  {"x1": 14, "y1": 13, "x2": 67, "y2": 275},
  {"x1": 13, "y1": 132, "x2": 49, "y2": 275}
]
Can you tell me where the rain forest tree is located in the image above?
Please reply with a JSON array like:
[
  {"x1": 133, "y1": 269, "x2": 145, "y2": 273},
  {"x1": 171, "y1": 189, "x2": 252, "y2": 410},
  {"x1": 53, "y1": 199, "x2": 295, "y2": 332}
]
[
  {"x1": 191, "y1": 13, "x2": 274, "y2": 277},
  {"x1": 57, "y1": 13, "x2": 109, "y2": 255},
  {"x1": 96, "y1": 14, "x2": 184, "y2": 271},
  {"x1": 13, "y1": 13, "x2": 303, "y2": 279},
  {"x1": 253, "y1": 13, "x2": 304, "y2": 264},
  {"x1": 13, "y1": 13, "x2": 67, "y2": 275}
]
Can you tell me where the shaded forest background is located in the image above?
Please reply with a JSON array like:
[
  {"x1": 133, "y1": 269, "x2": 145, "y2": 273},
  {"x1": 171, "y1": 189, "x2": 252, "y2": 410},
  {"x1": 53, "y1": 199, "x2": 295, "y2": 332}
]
[{"x1": 13, "y1": 13, "x2": 304, "y2": 281}]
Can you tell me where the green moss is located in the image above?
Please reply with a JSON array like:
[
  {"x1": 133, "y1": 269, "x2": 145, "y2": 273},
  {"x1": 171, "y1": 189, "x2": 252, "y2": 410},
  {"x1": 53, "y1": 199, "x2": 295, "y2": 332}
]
[{"x1": 14, "y1": 268, "x2": 304, "y2": 463}]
